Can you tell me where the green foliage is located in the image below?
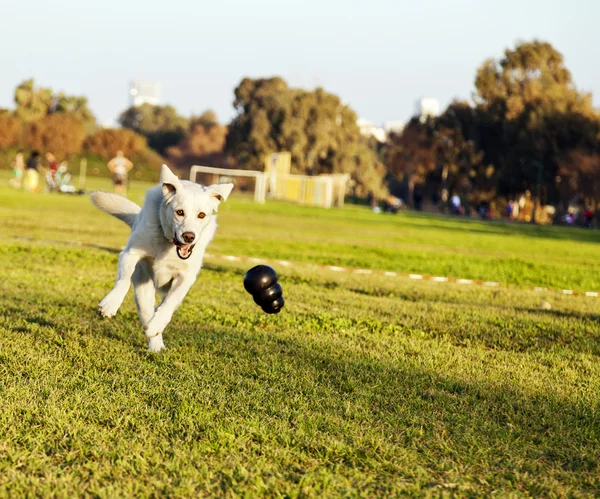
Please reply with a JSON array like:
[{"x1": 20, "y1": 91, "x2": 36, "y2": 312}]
[
  {"x1": 189, "y1": 109, "x2": 219, "y2": 129},
  {"x1": 473, "y1": 40, "x2": 599, "y2": 201},
  {"x1": 227, "y1": 77, "x2": 387, "y2": 197},
  {"x1": 1, "y1": 182, "x2": 600, "y2": 495},
  {"x1": 385, "y1": 40, "x2": 600, "y2": 210},
  {"x1": 13, "y1": 79, "x2": 96, "y2": 132},
  {"x1": 119, "y1": 103, "x2": 188, "y2": 155},
  {"x1": 14, "y1": 79, "x2": 53, "y2": 122}
]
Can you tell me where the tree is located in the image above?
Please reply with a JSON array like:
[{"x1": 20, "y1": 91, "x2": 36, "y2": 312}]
[
  {"x1": 26, "y1": 114, "x2": 86, "y2": 157},
  {"x1": 473, "y1": 40, "x2": 599, "y2": 203},
  {"x1": 383, "y1": 118, "x2": 436, "y2": 204},
  {"x1": 119, "y1": 103, "x2": 188, "y2": 155},
  {"x1": 14, "y1": 79, "x2": 53, "y2": 122},
  {"x1": 167, "y1": 110, "x2": 229, "y2": 170},
  {"x1": 13, "y1": 79, "x2": 97, "y2": 132},
  {"x1": 0, "y1": 114, "x2": 23, "y2": 150},
  {"x1": 84, "y1": 128, "x2": 147, "y2": 159},
  {"x1": 50, "y1": 93, "x2": 97, "y2": 131},
  {"x1": 226, "y1": 77, "x2": 386, "y2": 197}
]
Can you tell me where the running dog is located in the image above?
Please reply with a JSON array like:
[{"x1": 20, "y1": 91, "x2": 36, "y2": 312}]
[{"x1": 91, "y1": 164, "x2": 233, "y2": 351}]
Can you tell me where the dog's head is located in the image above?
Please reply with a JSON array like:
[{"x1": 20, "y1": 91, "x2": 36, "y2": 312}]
[{"x1": 159, "y1": 164, "x2": 233, "y2": 260}]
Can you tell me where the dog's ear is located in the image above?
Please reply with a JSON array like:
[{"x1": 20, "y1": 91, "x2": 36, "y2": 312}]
[
  {"x1": 207, "y1": 183, "x2": 234, "y2": 212},
  {"x1": 160, "y1": 164, "x2": 181, "y2": 200}
]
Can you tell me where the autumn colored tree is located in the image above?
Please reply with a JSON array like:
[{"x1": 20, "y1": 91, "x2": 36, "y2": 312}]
[
  {"x1": 383, "y1": 118, "x2": 436, "y2": 204},
  {"x1": 167, "y1": 110, "x2": 229, "y2": 170},
  {"x1": 0, "y1": 114, "x2": 23, "y2": 150},
  {"x1": 84, "y1": 128, "x2": 148, "y2": 159},
  {"x1": 50, "y1": 93, "x2": 97, "y2": 131},
  {"x1": 26, "y1": 114, "x2": 86, "y2": 158}
]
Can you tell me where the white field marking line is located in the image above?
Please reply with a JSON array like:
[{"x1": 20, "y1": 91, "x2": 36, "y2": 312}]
[{"x1": 9, "y1": 236, "x2": 600, "y2": 298}]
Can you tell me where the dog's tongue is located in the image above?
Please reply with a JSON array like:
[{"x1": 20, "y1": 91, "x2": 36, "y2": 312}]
[{"x1": 177, "y1": 245, "x2": 191, "y2": 258}]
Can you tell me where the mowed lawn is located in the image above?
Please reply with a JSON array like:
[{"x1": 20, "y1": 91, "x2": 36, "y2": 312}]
[{"x1": 1, "y1": 176, "x2": 600, "y2": 496}]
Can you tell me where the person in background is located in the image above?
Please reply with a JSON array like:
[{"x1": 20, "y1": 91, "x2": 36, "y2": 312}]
[
  {"x1": 451, "y1": 194, "x2": 462, "y2": 215},
  {"x1": 107, "y1": 150, "x2": 134, "y2": 196},
  {"x1": 505, "y1": 200, "x2": 513, "y2": 219},
  {"x1": 583, "y1": 207, "x2": 594, "y2": 228},
  {"x1": 9, "y1": 150, "x2": 25, "y2": 188},
  {"x1": 23, "y1": 151, "x2": 41, "y2": 192},
  {"x1": 46, "y1": 152, "x2": 59, "y2": 179}
]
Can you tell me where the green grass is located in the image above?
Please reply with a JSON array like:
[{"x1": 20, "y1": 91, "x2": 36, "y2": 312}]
[{"x1": 1, "y1": 176, "x2": 600, "y2": 496}]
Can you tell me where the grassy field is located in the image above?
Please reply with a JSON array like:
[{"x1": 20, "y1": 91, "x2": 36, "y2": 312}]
[{"x1": 1, "y1": 175, "x2": 600, "y2": 496}]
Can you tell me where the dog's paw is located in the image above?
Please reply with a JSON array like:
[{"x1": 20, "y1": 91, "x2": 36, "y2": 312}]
[
  {"x1": 99, "y1": 292, "x2": 121, "y2": 318},
  {"x1": 144, "y1": 312, "x2": 169, "y2": 338},
  {"x1": 148, "y1": 334, "x2": 166, "y2": 352}
]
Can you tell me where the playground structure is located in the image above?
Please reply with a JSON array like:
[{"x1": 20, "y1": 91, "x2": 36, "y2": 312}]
[{"x1": 189, "y1": 153, "x2": 350, "y2": 208}]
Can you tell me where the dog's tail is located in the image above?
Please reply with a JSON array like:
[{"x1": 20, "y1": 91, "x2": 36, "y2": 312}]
[{"x1": 90, "y1": 191, "x2": 141, "y2": 228}]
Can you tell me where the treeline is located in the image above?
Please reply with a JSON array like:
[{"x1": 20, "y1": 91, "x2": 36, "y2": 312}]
[
  {"x1": 0, "y1": 79, "x2": 163, "y2": 180},
  {"x1": 384, "y1": 40, "x2": 600, "y2": 214},
  {"x1": 1, "y1": 39, "x2": 598, "y2": 210}
]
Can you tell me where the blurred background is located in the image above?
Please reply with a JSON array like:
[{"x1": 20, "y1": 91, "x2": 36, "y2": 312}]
[{"x1": 1, "y1": 0, "x2": 598, "y2": 225}]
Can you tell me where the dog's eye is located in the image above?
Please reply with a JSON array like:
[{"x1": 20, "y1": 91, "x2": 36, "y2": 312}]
[
  {"x1": 198, "y1": 212, "x2": 206, "y2": 219},
  {"x1": 176, "y1": 209, "x2": 184, "y2": 217}
]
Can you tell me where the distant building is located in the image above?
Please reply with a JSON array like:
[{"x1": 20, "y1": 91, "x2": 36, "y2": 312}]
[
  {"x1": 129, "y1": 80, "x2": 161, "y2": 107},
  {"x1": 384, "y1": 120, "x2": 405, "y2": 135},
  {"x1": 357, "y1": 118, "x2": 387, "y2": 143},
  {"x1": 415, "y1": 97, "x2": 440, "y2": 122}
]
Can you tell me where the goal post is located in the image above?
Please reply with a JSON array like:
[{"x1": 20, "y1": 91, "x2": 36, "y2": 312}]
[
  {"x1": 189, "y1": 164, "x2": 350, "y2": 208},
  {"x1": 189, "y1": 165, "x2": 267, "y2": 204}
]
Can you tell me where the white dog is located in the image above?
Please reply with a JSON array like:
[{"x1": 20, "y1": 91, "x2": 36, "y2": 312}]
[{"x1": 90, "y1": 164, "x2": 233, "y2": 351}]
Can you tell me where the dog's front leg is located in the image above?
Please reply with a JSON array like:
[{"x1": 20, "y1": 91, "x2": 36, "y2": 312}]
[
  {"x1": 145, "y1": 274, "x2": 196, "y2": 351},
  {"x1": 99, "y1": 249, "x2": 143, "y2": 318}
]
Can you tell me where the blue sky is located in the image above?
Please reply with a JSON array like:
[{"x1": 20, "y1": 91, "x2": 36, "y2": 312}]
[{"x1": 0, "y1": 0, "x2": 595, "y2": 126}]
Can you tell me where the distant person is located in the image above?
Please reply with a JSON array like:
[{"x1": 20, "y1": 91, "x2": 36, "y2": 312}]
[
  {"x1": 505, "y1": 200, "x2": 513, "y2": 219},
  {"x1": 583, "y1": 207, "x2": 594, "y2": 228},
  {"x1": 451, "y1": 194, "x2": 462, "y2": 215},
  {"x1": 23, "y1": 151, "x2": 41, "y2": 192},
  {"x1": 45, "y1": 152, "x2": 60, "y2": 191},
  {"x1": 107, "y1": 150, "x2": 134, "y2": 196},
  {"x1": 413, "y1": 189, "x2": 423, "y2": 211},
  {"x1": 9, "y1": 150, "x2": 25, "y2": 188},
  {"x1": 46, "y1": 152, "x2": 59, "y2": 178}
]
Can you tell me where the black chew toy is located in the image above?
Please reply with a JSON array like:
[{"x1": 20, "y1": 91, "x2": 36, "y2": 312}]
[{"x1": 243, "y1": 265, "x2": 285, "y2": 314}]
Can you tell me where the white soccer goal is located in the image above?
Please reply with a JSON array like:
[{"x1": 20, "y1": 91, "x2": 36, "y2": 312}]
[
  {"x1": 189, "y1": 165, "x2": 268, "y2": 203},
  {"x1": 189, "y1": 165, "x2": 349, "y2": 208}
]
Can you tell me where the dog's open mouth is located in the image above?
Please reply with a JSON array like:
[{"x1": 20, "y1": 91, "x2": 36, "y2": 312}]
[{"x1": 173, "y1": 238, "x2": 194, "y2": 260}]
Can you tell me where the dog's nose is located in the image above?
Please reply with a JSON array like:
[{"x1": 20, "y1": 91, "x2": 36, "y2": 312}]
[{"x1": 182, "y1": 232, "x2": 195, "y2": 244}]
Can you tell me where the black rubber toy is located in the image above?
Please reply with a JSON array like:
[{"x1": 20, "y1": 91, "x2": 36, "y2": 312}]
[{"x1": 243, "y1": 265, "x2": 285, "y2": 314}]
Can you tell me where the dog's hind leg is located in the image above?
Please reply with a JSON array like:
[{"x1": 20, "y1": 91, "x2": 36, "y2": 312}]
[
  {"x1": 132, "y1": 259, "x2": 155, "y2": 327},
  {"x1": 99, "y1": 249, "x2": 143, "y2": 318}
]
